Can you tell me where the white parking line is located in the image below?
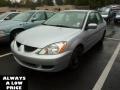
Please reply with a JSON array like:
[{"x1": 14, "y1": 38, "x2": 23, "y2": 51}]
[
  {"x1": 105, "y1": 37, "x2": 120, "y2": 41},
  {"x1": 93, "y1": 42, "x2": 120, "y2": 90},
  {"x1": 0, "y1": 53, "x2": 12, "y2": 58}
]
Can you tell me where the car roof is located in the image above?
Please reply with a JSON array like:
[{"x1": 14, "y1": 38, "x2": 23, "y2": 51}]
[
  {"x1": 61, "y1": 10, "x2": 95, "y2": 13},
  {"x1": 5, "y1": 12, "x2": 20, "y2": 14},
  {"x1": 26, "y1": 10, "x2": 54, "y2": 13}
]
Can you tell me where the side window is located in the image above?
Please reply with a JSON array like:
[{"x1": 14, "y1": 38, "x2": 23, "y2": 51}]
[
  {"x1": 32, "y1": 12, "x2": 46, "y2": 21},
  {"x1": 96, "y1": 13, "x2": 103, "y2": 24},
  {"x1": 46, "y1": 12, "x2": 55, "y2": 19},
  {"x1": 5, "y1": 13, "x2": 19, "y2": 20},
  {"x1": 87, "y1": 12, "x2": 98, "y2": 24}
]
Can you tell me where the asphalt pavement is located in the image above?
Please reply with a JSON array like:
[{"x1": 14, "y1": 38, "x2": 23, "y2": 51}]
[{"x1": 0, "y1": 23, "x2": 120, "y2": 90}]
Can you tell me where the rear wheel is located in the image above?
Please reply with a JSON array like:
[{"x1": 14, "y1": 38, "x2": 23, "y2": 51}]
[
  {"x1": 114, "y1": 20, "x2": 118, "y2": 24},
  {"x1": 68, "y1": 46, "x2": 83, "y2": 70},
  {"x1": 98, "y1": 30, "x2": 106, "y2": 45}
]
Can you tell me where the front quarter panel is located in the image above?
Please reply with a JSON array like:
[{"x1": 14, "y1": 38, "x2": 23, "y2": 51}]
[{"x1": 66, "y1": 30, "x2": 85, "y2": 53}]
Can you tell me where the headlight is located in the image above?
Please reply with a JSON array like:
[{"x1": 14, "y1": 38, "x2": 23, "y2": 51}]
[
  {"x1": 0, "y1": 31, "x2": 5, "y2": 37},
  {"x1": 37, "y1": 41, "x2": 67, "y2": 55}
]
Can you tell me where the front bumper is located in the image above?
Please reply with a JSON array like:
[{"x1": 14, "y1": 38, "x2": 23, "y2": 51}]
[{"x1": 11, "y1": 41, "x2": 72, "y2": 72}]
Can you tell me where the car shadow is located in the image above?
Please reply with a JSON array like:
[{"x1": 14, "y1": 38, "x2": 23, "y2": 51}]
[{"x1": 0, "y1": 42, "x2": 10, "y2": 54}]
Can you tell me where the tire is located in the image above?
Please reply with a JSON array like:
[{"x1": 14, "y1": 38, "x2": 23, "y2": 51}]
[
  {"x1": 68, "y1": 46, "x2": 83, "y2": 70},
  {"x1": 107, "y1": 18, "x2": 110, "y2": 24},
  {"x1": 114, "y1": 20, "x2": 118, "y2": 24},
  {"x1": 98, "y1": 30, "x2": 106, "y2": 45}
]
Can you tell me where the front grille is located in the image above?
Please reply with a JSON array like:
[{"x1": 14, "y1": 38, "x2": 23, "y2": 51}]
[
  {"x1": 24, "y1": 45, "x2": 37, "y2": 52},
  {"x1": 16, "y1": 41, "x2": 37, "y2": 52},
  {"x1": 16, "y1": 41, "x2": 21, "y2": 47}
]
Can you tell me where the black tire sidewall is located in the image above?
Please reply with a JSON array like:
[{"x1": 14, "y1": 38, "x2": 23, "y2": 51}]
[{"x1": 68, "y1": 46, "x2": 83, "y2": 70}]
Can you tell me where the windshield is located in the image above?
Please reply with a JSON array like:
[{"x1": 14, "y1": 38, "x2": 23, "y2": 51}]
[
  {"x1": 12, "y1": 11, "x2": 34, "y2": 22},
  {"x1": 44, "y1": 11, "x2": 87, "y2": 29},
  {"x1": 0, "y1": 12, "x2": 9, "y2": 20}
]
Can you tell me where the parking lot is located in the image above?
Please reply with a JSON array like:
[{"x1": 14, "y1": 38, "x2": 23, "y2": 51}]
[{"x1": 0, "y1": 22, "x2": 119, "y2": 90}]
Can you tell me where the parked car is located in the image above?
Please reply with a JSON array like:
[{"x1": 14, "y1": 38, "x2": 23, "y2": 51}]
[
  {"x1": 0, "y1": 10, "x2": 55, "y2": 42},
  {"x1": 11, "y1": 10, "x2": 106, "y2": 72},
  {"x1": 0, "y1": 12, "x2": 20, "y2": 23},
  {"x1": 114, "y1": 11, "x2": 120, "y2": 24},
  {"x1": 111, "y1": 5, "x2": 120, "y2": 15},
  {"x1": 98, "y1": 7, "x2": 114, "y2": 23}
]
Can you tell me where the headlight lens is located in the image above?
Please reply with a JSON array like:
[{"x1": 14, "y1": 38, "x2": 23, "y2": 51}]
[{"x1": 37, "y1": 41, "x2": 67, "y2": 55}]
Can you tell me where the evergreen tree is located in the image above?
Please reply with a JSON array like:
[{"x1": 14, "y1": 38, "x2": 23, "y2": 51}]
[
  {"x1": 56, "y1": 0, "x2": 63, "y2": 5},
  {"x1": 74, "y1": 0, "x2": 89, "y2": 5},
  {"x1": 42, "y1": 0, "x2": 53, "y2": 6},
  {"x1": 64, "y1": 0, "x2": 74, "y2": 5},
  {"x1": 0, "y1": 0, "x2": 8, "y2": 6}
]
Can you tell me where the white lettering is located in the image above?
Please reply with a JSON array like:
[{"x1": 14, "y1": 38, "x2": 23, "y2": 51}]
[
  {"x1": 6, "y1": 86, "x2": 22, "y2": 90},
  {"x1": 6, "y1": 81, "x2": 10, "y2": 85}
]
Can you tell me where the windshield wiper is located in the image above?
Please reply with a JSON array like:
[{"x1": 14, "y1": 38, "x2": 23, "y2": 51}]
[
  {"x1": 53, "y1": 25, "x2": 70, "y2": 28},
  {"x1": 47, "y1": 24, "x2": 72, "y2": 28},
  {"x1": 42, "y1": 23, "x2": 69, "y2": 27},
  {"x1": 42, "y1": 24, "x2": 79, "y2": 29}
]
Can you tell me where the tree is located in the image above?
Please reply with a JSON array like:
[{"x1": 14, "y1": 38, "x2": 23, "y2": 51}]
[
  {"x1": 56, "y1": 0, "x2": 63, "y2": 5},
  {"x1": 74, "y1": 0, "x2": 89, "y2": 5},
  {"x1": 64, "y1": 0, "x2": 74, "y2": 5},
  {"x1": 42, "y1": 0, "x2": 53, "y2": 6},
  {"x1": 37, "y1": 0, "x2": 42, "y2": 5},
  {"x1": 0, "y1": 0, "x2": 8, "y2": 7}
]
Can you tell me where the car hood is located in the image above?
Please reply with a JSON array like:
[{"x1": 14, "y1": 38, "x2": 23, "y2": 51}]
[{"x1": 16, "y1": 25, "x2": 81, "y2": 48}]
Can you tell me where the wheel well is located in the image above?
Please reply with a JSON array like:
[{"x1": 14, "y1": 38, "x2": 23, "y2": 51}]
[
  {"x1": 11, "y1": 28, "x2": 24, "y2": 34},
  {"x1": 11, "y1": 28, "x2": 24, "y2": 33},
  {"x1": 74, "y1": 44, "x2": 84, "y2": 53}
]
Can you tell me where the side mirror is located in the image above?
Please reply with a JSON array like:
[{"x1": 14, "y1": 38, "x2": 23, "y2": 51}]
[
  {"x1": 31, "y1": 18, "x2": 37, "y2": 22},
  {"x1": 4, "y1": 17, "x2": 10, "y2": 20},
  {"x1": 87, "y1": 23, "x2": 97, "y2": 29}
]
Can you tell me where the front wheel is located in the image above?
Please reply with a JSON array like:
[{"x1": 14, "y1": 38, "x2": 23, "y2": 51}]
[
  {"x1": 68, "y1": 46, "x2": 83, "y2": 70},
  {"x1": 114, "y1": 20, "x2": 118, "y2": 24}
]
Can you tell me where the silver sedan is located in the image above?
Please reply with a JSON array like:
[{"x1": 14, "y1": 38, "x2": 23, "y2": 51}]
[{"x1": 11, "y1": 10, "x2": 106, "y2": 72}]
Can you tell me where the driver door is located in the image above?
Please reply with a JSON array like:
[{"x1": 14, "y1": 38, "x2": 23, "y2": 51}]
[
  {"x1": 30, "y1": 12, "x2": 47, "y2": 26},
  {"x1": 25, "y1": 12, "x2": 46, "y2": 29},
  {"x1": 83, "y1": 12, "x2": 100, "y2": 49}
]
